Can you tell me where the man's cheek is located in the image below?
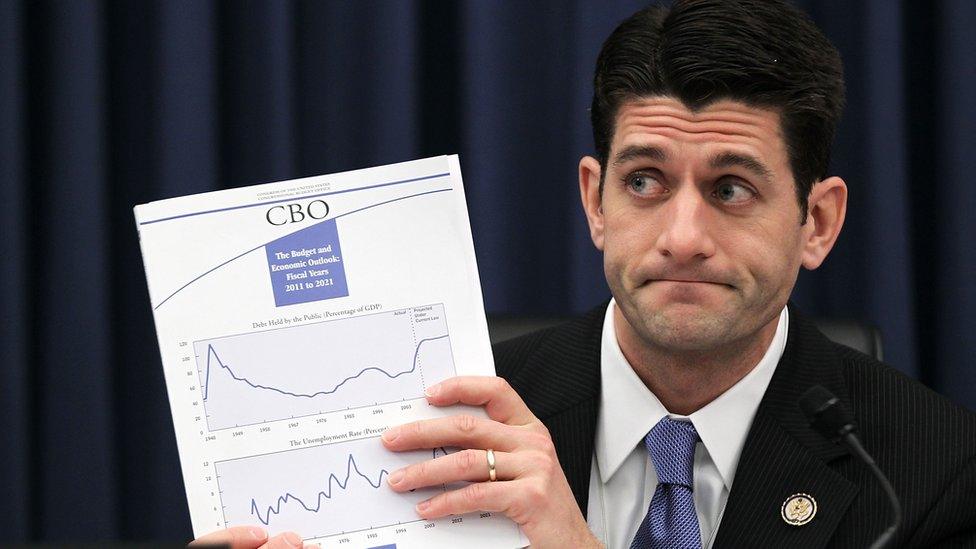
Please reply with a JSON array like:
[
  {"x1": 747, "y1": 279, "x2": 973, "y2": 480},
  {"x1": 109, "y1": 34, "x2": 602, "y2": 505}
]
[{"x1": 603, "y1": 255, "x2": 630, "y2": 293}]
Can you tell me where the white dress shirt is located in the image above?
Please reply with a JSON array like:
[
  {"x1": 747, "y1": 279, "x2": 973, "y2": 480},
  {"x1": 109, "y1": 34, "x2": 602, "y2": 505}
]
[{"x1": 586, "y1": 300, "x2": 788, "y2": 549}]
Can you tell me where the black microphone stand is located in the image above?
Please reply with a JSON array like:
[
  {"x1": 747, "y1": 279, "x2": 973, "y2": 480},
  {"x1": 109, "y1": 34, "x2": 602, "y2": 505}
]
[{"x1": 799, "y1": 385, "x2": 902, "y2": 549}]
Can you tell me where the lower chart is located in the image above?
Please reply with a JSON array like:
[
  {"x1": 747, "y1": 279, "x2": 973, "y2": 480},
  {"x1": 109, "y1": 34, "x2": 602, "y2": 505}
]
[
  {"x1": 195, "y1": 304, "x2": 455, "y2": 431},
  {"x1": 216, "y1": 437, "x2": 451, "y2": 538}
]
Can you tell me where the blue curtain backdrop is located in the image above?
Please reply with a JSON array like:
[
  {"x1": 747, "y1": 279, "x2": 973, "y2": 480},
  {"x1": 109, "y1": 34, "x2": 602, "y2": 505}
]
[{"x1": 1, "y1": 0, "x2": 974, "y2": 542}]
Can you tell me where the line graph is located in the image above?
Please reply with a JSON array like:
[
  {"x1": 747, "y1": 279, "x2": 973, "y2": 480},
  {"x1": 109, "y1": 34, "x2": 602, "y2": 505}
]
[
  {"x1": 202, "y1": 336, "x2": 448, "y2": 401},
  {"x1": 216, "y1": 437, "x2": 453, "y2": 537},
  {"x1": 249, "y1": 447, "x2": 452, "y2": 526},
  {"x1": 195, "y1": 304, "x2": 455, "y2": 431}
]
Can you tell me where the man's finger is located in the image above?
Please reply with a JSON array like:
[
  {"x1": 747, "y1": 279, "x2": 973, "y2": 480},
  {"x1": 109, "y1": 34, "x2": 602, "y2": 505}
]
[
  {"x1": 262, "y1": 531, "x2": 305, "y2": 549},
  {"x1": 424, "y1": 376, "x2": 537, "y2": 425},
  {"x1": 413, "y1": 479, "x2": 523, "y2": 520},
  {"x1": 382, "y1": 413, "x2": 522, "y2": 452},
  {"x1": 188, "y1": 526, "x2": 268, "y2": 549},
  {"x1": 387, "y1": 449, "x2": 522, "y2": 491}
]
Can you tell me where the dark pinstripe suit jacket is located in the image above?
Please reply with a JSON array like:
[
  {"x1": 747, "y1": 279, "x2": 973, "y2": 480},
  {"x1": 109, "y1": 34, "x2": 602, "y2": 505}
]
[{"x1": 492, "y1": 304, "x2": 976, "y2": 548}]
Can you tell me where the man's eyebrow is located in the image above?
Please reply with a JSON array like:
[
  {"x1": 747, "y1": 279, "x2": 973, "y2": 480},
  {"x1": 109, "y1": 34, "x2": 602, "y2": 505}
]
[
  {"x1": 612, "y1": 145, "x2": 669, "y2": 167},
  {"x1": 709, "y1": 151, "x2": 773, "y2": 182}
]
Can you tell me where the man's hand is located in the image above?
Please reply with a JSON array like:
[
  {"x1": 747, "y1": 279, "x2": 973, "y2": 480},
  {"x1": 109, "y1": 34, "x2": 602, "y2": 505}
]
[
  {"x1": 381, "y1": 376, "x2": 602, "y2": 549},
  {"x1": 188, "y1": 526, "x2": 316, "y2": 549}
]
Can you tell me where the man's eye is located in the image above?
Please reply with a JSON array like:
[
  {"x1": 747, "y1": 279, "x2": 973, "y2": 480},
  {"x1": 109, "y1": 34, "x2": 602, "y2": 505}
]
[
  {"x1": 625, "y1": 173, "x2": 663, "y2": 196},
  {"x1": 714, "y1": 180, "x2": 755, "y2": 204}
]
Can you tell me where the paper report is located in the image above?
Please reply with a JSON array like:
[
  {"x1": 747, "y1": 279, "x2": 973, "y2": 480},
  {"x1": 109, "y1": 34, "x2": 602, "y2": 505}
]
[{"x1": 135, "y1": 155, "x2": 525, "y2": 548}]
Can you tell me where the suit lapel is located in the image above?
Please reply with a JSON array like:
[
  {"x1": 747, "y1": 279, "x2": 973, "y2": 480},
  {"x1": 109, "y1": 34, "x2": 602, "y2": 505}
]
[{"x1": 713, "y1": 306, "x2": 858, "y2": 548}]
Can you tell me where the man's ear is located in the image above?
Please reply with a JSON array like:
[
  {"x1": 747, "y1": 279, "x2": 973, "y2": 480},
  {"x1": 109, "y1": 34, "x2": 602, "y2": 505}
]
[
  {"x1": 579, "y1": 155, "x2": 605, "y2": 251},
  {"x1": 801, "y1": 176, "x2": 847, "y2": 270}
]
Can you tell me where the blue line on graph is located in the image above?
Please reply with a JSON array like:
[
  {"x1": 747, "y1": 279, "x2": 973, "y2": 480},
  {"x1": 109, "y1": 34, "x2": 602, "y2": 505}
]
[
  {"x1": 202, "y1": 335, "x2": 449, "y2": 401},
  {"x1": 251, "y1": 453, "x2": 387, "y2": 525},
  {"x1": 251, "y1": 447, "x2": 452, "y2": 526},
  {"x1": 153, "y1": 187, "x2": 452, "y2": 310}
]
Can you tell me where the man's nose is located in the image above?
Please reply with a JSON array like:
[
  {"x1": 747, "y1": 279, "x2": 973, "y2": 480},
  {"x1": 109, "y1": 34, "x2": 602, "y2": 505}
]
[{"x1": 654, "y1": 186, "x2": 717, "y2": 262}]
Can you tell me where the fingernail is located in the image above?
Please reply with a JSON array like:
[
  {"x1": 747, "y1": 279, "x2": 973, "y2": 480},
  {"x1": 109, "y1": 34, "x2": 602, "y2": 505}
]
[
  {"x1": 416, "y1": 499, "x2": 431, "y2": 513},
  {"x1": 388, "y1": 469, "x2": 404, "y2": 486},
  {"x1": 283, "y1": 531, "x2": 303, "y2": 547},
  {"x1": 424, "y1": 384, "x2": 441, "y2": 398},
  {"x1": 248, "y1": 526, "x2": 267, "y2": 540},
  {"x1": 382, "y1": 427, "x2": 400, "y2": 442}
]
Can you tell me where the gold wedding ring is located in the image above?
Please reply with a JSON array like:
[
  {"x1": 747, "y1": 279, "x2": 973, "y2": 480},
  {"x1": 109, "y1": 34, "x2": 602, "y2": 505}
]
[{"x1": 486, "y1": 448, "x2": 497, "y2": 482}]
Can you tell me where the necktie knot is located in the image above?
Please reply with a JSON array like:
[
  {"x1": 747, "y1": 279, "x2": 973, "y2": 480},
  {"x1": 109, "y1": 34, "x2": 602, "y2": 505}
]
[{"x1": 646, "y1": 417, "x2": 699, "y2": 488}]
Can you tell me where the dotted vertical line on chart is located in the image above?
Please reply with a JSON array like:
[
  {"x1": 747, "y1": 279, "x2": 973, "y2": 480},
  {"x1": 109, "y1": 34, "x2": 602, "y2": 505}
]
[{"x1": 410, "y1": 307, "x2": 426, "y2": 391}]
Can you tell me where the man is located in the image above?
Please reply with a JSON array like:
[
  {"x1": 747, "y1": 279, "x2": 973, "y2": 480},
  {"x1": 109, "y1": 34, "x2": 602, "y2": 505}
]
[{"x1": 194, "y1": 1, "x2": 976, "y2": 547}]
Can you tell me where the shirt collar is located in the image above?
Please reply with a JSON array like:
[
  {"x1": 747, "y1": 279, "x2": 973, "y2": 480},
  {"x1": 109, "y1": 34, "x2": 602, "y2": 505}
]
[{"x1": 595, "y1": 300, "x2": 788, "y2": 490}]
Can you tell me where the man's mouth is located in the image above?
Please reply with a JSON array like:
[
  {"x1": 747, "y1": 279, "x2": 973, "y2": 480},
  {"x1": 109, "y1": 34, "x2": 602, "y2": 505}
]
[
  {"x1": 654, "y1": 278, "x2": 727, "y2": 285},
  {"x1": 644, "y1": 278, "x2": 735, "y2": 290}
]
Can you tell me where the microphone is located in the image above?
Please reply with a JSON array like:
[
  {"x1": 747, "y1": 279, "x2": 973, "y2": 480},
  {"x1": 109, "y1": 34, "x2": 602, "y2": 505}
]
[{"x1": 798, "y1": 385, "x2": 902, "y2": 549}]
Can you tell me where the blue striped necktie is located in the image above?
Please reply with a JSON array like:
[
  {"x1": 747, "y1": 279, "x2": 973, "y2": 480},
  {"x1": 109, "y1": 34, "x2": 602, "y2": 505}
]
[{"x1": 629, "y1": 417, "x2": 702, "y2": 549}]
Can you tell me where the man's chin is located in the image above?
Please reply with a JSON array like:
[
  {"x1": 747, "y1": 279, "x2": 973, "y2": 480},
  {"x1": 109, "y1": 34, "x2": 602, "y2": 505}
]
[{"x1": 628, "y1": 307, "x2": 736, "y2": 352}]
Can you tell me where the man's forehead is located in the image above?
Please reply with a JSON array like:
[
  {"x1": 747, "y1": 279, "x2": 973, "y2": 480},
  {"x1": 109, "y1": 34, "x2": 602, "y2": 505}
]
[{"x1": 610, "y1": 96, "x2": 786, "y2": 156}]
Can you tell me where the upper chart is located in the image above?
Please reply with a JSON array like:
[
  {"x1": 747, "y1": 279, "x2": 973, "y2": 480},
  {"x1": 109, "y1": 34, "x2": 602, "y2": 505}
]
[{"x1": 195, "y1": 304, "x2": 455, "y2": 431}]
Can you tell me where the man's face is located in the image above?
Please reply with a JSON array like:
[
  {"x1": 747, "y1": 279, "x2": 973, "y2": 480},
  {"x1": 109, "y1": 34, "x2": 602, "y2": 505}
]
[{"x1": 580, "y1": 96, "x2": 828, "y2": 354}]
